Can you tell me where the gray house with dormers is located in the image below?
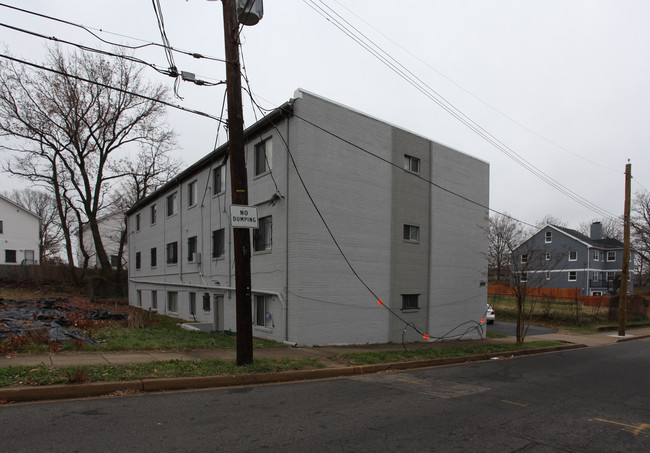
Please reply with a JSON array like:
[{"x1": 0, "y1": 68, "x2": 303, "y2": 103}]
[
  {"x1": 125, "y1": 89, "x2": 489, "y2": 346},
  {"x1": 512, "y1": 222, "x2": 633, "y2": 296}
]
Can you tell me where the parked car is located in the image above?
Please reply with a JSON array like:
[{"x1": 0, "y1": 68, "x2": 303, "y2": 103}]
[{"x1": 486, "y1": 304, "x2": 496, "y2": 324}]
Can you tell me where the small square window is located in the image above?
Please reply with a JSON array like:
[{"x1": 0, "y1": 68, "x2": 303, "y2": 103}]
[
  {"x1": 403, "y1": 225, "x2": 420, "y2": 242},
  {"x1": 403, "y1": 155, "x2": 420, "y2": 173},
  {"x1": 255, "y1": 139, "x2": 272, "y2": 176},
  {"x1": 569, "y1": 251, "x2": 577, "y2": 261},
  {"x1": 568, "y1": 271, "x2": 577, "y2": 281},
  {"x1": 253, "y1": 216, "x2": 272, "y2": 252},
  {"x1": 5, "y1": 249, "x2": 16, "y2": 263},
  {"x1": 401, "y1": 294, "x2": 419, "y2": 310},
  {"x1": 167, "y1": 193, "x2": 178, "y2": 216}
]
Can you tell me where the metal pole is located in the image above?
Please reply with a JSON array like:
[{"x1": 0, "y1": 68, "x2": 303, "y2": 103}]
[
  {"x1": 222, "y1": 0, "x2": 253, "y2": 365},
  {"x1": 618, "y1": 162, "x2": 632, "y2": 337}
]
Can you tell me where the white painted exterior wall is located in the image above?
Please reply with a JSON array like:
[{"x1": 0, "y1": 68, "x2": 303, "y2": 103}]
[
  {"x1": 0, "y1": 195, "x2": 40, "y2": 265},
  {"x1": 79, "y1": 211, "x2": 126, "y2": 268},
  {"x1": 127, "y1": 90, "x2": 489, "y2": 346}
]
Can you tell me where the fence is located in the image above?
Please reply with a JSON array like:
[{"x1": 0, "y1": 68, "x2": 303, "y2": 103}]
[
  {"x1": 0, "y1": 264, "x2": 70, "y2": 282},
  {"x1": 488, "y1": 283, "x2": 650, "y2": 310}
]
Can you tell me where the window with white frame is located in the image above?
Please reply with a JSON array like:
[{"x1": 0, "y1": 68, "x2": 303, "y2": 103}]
[
  {"x1": 403, "y1": 224, "x2": 420, "y2": 242},
  {"x1": 568, "y1": 271, "x2": 577, "y2": 281},
  {"x1": 403, "y1": 154, "x2": 420, "y2": 173},
  {"x1": 521, "y1": 272, "x2": 528, "y2": 282},
  {"x1": 545, "y1": 252, "x2": 551, "y2": 261},
  {"x1": 607, "y1": 251, "x2": 616, "y2": 261},
  {"x1": 167, "y1": 192, "x2": 177, "y2": 216},
  {"x1": 253, "y1": 216, "x2": 272, "y2": 251},
  {"x1": 545, "y1": 231, "x2": 552, "y2": 243},
  {"x1": 545, "y1": 271, "x2": 551, "y2": 280},
  {"x1": 593, "y1": 250, "x2": 599, "y2": 261},
  {"x1": 521, "y1": 254, "x2": 528, "y2": 264},
  {"x1": 593, "y1": 272, "x2": 599, "y2": 281},
  {"x1": 188, "y1": 180, "x2": 197, "y2": 207},
  {"x1": 150, "y1": 204, "x2": 157, "y2": 225},
  {"x1": 212, "y1": 228, "x2": 225, "y2": 259},
  {"x1": 151, "y1": 290, "x2": 158, "y2": 309},
  {"x1": 401, "y1": 294, "x2": 419, "y2": 310},
  {"x1": 607, "y1": 272, "x2": 615, "y2": 282},
  {"x1": 212, "y1": 165, "x2": 225, "y2": 195},
  {"x1": 187, "y1": 236, "x2": 198, "y2": 261},
  {"x1": 166, "y1": 241, "x2": 178, "y2": 264},
  {"x1": 167, "y1": 291, "x2": 178, "y2": 312},
  {"x1": 255, "y1": 295, "x2": 269, "y2": 327},
  {"x1": 569, "y1": 250, "x2": 577, "y2": 261},
  {"x1": 255, "y1": 139, "x2": 272, "y2": 176}
]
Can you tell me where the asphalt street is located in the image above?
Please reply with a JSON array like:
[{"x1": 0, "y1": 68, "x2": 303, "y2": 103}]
[{"x1": 1, "y1": 338, "x2": 648, "y2": 452}]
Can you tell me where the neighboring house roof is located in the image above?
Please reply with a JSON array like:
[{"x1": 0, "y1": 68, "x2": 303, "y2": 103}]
[
  {"x1": 0, "y1": 194, "x2": 42, "y2": 221},
  {"x1": 551, "y1": 225, "x2": 624, "y2": 249}
]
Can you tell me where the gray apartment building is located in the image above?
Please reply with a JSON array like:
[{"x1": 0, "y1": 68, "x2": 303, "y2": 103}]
[
  {"x1": 512, "y1": 222, "x2": 633, "y2": 296},
  {"x1": 126, "y1": 89, "x2": 489, "y2": 346}
]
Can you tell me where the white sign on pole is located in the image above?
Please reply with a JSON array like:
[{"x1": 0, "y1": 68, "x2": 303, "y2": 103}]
[{"x1": 230, "y1": 205, "x2": 259, "y2": 229}]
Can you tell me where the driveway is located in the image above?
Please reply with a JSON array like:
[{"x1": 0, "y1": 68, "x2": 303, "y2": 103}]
[{"x1": 488, "y1": 321, "x2": 557, "y2": 337}]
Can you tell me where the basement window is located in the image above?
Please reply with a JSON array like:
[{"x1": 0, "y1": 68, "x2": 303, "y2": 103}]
[{"x1": 401, "y1": 294, "x2": 419, "y2": 310}]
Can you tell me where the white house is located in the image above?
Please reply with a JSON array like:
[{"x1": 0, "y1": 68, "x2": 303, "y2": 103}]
[
  {"x1": 79, "y1": 211, "x2": 126, "y2": 269},
  {"x1": 0, "y1": 194, "x2": 40, "y2": 265},
  {"x1": 126, "y1": 90, "x2": 490, "y2": 346}
]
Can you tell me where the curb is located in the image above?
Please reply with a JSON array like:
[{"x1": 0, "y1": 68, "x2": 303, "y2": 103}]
[{"x1": 0, "y1": 343, "x2": 585, "y2": 403}]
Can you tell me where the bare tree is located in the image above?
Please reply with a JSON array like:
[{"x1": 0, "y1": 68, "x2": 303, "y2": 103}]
[
  {"x1": 631, "y1": 191, "x2": 650, "y2": 285},
  {"x1": 535, "y1": 214, "x2": 567, "y2": 230},
  {"x1": 3, "y1": 188, "x2": 64, "y2": 262},
  {"x1": 0, "y1": 47, "x2": 175, "y2": 272},
  {"x1": 510, "y1": 239, "x2": 565, "y2": 344},
  {"x1": 488, "y1": 213, "x2": 527, "y2": 281},
  {"x1": 577, "y1": 218, "x2": 623, "y2": 241}
]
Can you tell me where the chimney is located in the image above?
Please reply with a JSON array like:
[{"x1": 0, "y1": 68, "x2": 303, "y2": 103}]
[{"x1": 590, "y1": 222, "x2": 603, "y2": 240}]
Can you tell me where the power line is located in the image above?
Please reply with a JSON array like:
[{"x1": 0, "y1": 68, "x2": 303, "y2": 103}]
[
  {"x1": 302, "y1": 0, "x2": 619, "y2": 221},
  {"x1": 0, "y1": 2, "x2": 225, "y2": 63},
  {"x1": 328, "y1": 0, "x2": 622, "y2": 176},
  {"x1": 0, "y1": 53, "x2": 227, "y2": 124}
]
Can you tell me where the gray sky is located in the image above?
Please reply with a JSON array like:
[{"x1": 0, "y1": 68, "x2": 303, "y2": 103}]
[{"x1": 2, "y1": 0, "x2": 649, "y2": 229}]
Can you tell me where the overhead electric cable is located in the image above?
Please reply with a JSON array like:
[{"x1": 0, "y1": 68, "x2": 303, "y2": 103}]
[
  {"x1": 329, "y1": 0, "x2": 621, "y2": 175},
  {"x1": 302, "y1": 0, "x2": 619, "y2": 221},
  {"x1": 0, "y1": 53, "x2": 227, "y2": 124},
  {"x1": 0, "y1": 2, "x2": 225, "y2": 62}
]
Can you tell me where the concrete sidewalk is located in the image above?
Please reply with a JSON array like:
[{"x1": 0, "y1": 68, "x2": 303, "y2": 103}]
[
  {"x1": 2, "y1": 325, "x2": 650, "y2": 369},
  {"x1": 1, "y1": 326, "x2": 649, "y2": 403}
]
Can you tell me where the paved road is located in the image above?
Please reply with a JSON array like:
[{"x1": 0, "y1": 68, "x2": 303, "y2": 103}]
[
  {"x1": 488, "y1": 320, "x2": 557, "y2": 337},
  {"x1": 1, "y1": 339, "x2": 648, "y2": 452}
]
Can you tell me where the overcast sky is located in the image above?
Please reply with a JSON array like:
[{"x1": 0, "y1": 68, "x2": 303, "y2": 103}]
[{"x1": 1, "y1": 0, "x2": 649, "y2": 230}]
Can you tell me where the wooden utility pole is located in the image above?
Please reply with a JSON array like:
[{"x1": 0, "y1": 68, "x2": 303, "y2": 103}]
[
  {"x1": 618, "y1": 162, "x2": 632, "y2": 337},
  {"x1": 222, "y1": 0, "x2": 253, "y2": 365}
]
